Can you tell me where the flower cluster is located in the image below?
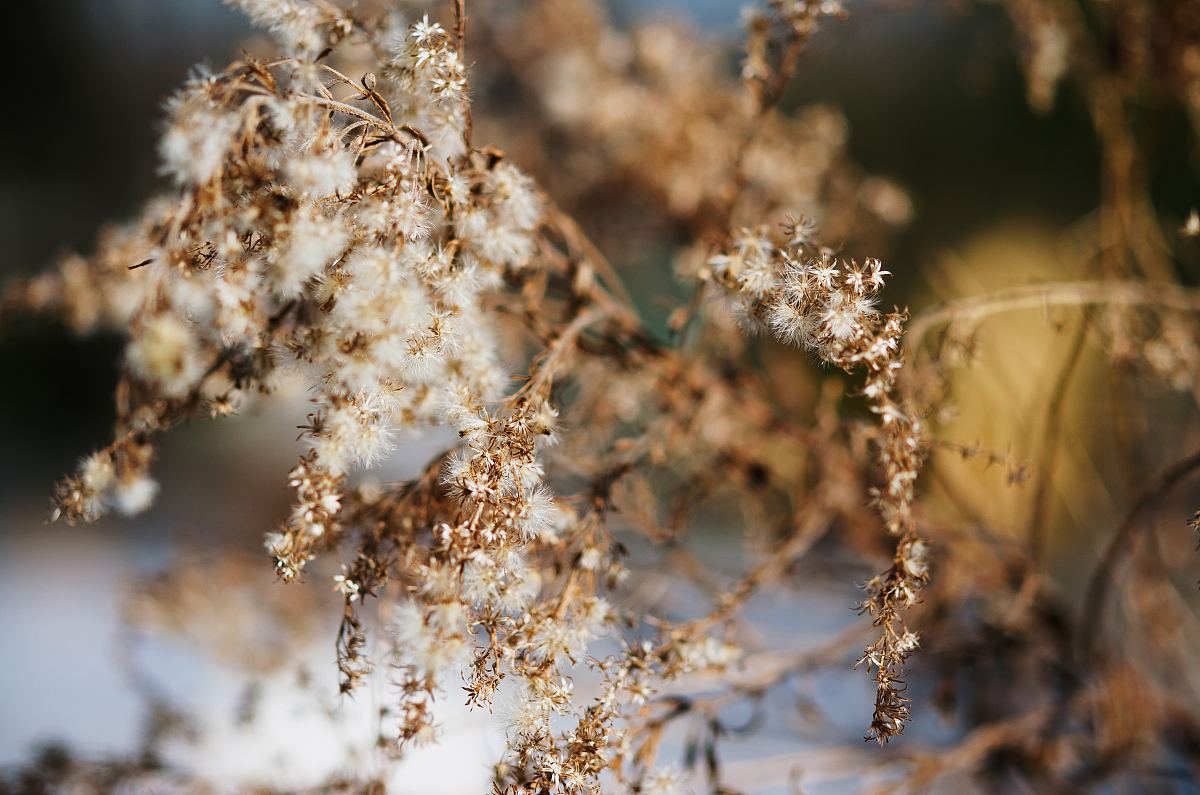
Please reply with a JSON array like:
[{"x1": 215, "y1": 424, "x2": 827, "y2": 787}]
[
  {"x1": 705, "y1": 220, "x2": 927, "y2": 742},
  {"x1": 9, "y1": 0, "x2": 932, "y2": 788}
]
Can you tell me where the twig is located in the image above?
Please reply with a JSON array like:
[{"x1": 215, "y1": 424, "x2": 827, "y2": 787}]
[
  {"x1": 1028, "y1": 313, "x2": 1091, "y2": 561},
  {"x1": 907, "y1": 281, "x2": 1200, "y2": 356},
  {"x1": 1077, "y1": 446, "x2": 1200, "y2": 656}
]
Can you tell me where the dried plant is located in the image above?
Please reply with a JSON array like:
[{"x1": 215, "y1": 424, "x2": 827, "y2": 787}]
[{"x1": 3, "y1": 0, "x2": 1200, "y2": 793}]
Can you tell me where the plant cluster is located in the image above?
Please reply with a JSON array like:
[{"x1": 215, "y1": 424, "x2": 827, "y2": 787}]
[{"x1": 3, "y1": 0, "x2": 1200, "y2": 793}]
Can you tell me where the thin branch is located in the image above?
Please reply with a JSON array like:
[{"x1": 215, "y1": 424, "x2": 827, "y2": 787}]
[
  {"x1": 907, "y1": 280, "x2": 1200, "y2": 356},
  {"x1": 1077, "y1": 445, "x2": 1200, "y2": 657},
  {"x1": 452, "y1": 0, "x2": 473, "y2": 155},
  {"x1": 1028, "y1": 313, "x2": 1091, "y2": 561}
]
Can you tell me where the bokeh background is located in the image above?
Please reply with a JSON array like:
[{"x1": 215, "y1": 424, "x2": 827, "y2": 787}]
[{"x1": 2, "y1": 0, "x2": 1199, "y2": 792}]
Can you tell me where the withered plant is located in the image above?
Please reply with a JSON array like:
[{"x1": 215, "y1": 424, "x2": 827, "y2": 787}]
[{"x1": 3, "y1": 0, "x2": 1200, "y2": 793}]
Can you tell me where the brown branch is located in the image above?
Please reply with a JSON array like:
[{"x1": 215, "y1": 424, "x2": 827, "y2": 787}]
[
  {"x1": 907, "y1": 281, "x2": 1200, "y2": 356},
  {"x1": 1077, "y1": 445, "x2": 1200, "y2": 657},
  {"x1": 453, "y1": 0, "x2": 473, "y2": 156},
  {"x1": 1028, "y1": 313, "x2": 1090, "y2": 561}
]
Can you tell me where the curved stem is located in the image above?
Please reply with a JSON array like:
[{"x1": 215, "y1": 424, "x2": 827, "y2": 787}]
[
  {"x1": 1077, "y1": 446, "x2": 1200, "y2": 657},
  {"x1": 906, "y1": 281, "x2": 1200, "y2": 356}
]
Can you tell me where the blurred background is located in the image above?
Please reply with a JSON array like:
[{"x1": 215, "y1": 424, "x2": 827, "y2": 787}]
[{"x1": 2, "y1": 0, "x2": 1199, "y2": 792}]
